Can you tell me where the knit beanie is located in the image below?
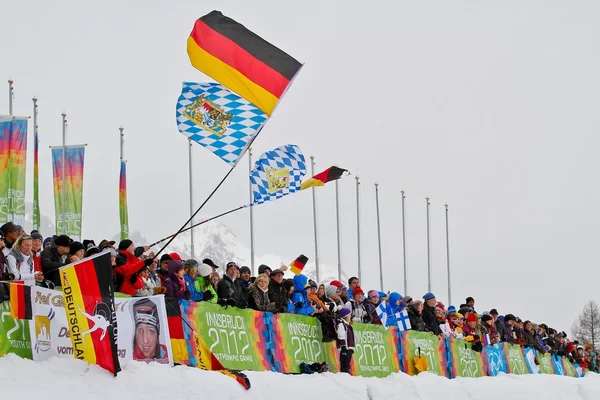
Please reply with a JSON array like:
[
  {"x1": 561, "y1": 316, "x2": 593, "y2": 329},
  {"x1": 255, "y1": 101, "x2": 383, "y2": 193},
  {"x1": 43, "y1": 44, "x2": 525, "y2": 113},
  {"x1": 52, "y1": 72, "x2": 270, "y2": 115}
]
[
  {"x1": 198, "y1": 263, "x2": 213, "y2": 278},
  {"x1": 118, "y1": 239, "x2": 133, "y2": 251},
  {"x1": 325, "y1": 285, "x2": 338, "y2": 297},
  {"x1": 368, "y1": 290, "x2": 379, "y2": 298},
  {"x1": 339, "y1": 307, "x2": 352, "y2": 319},
  {"x1": 466, "y1": 313, "x2": 478, "y2": 323},
  {"x1": 69, "y1": 241, "x2": 85, "y2": 255}
]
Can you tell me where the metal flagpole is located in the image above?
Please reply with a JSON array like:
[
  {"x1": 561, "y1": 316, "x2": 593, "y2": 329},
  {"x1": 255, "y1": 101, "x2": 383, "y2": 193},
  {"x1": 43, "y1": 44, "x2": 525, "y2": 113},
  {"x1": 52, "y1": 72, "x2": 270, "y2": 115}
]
[
  {"x1": 335, "y1": 170, "x2": 342, "y2": 281},
  {"x1": 426, "y1": 197, "x2": 431, "y2": 293},
  {"x1": 445, "y1": 203, "x2": 451, "y2": 305},
  {"x1": 356, "y1": 176, "x2": 362, "y2": 283},
  {"x1": 249, "y1": 148, "x2": 255, "y2": 275},
  {"x1": 401, "y1": 190, "x2": 407, "y2": 295},
  {"x1": 310, "y1": 156, "x2": 320, "y2": 282},
  {"x1": 33, "y1": 96, "x2": 39, "y2": 231},
  {"x1": 8, "y1": 79, "x2": 14, "y2": 116},
  {"x1": 61, "y1": 112, "x2": 67, "y2": 234},
  {"x1": 375, "y1": 183, "x2": 384, "y2": 291},
  {"x1": 188, "y1": 138, "x2": 195, "y2": 260}
]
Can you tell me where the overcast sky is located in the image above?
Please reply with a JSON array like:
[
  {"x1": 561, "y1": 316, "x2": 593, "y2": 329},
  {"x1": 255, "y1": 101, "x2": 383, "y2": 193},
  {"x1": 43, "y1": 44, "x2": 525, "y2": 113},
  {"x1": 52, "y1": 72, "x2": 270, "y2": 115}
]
[{"x1": 2, "y1": 0, "x2": 599, "y2": 334}]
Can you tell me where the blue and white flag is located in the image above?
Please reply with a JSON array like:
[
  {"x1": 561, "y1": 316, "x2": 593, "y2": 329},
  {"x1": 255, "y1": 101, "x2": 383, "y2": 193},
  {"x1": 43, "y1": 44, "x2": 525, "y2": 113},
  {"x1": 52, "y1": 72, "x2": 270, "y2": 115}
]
[
  {"x1": 176, "y1": 82, "x2": 268, "y2": 166},
  {"x1": 250, "y1": 145, "x2": 306, "y2": 205},
  {"x1": 395, "y1": 309, "x2": 412, "y2": 332},
  {"x1": 377, "y1": 302, "x2": 388, "y2": 328}
]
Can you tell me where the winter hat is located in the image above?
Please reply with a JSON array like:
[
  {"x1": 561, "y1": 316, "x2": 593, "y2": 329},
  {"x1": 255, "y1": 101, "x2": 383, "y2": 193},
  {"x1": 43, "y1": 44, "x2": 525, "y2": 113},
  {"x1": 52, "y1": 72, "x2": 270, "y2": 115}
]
[
  {"x1": 270, "y1": 269, "x2": 284, "y2": 277},
  {"x1": 339, "y1": 307, "x2": 352, "y2": 319},
  {"x1": 447, "y1": 305, "x2": 457, "y2": 314},
  {"x1": 31, "y1": 231, "x2": 44, "y2": 241},
  {"x1": 402, "y1": 296, "x2": 413, "y2": 304},
  {"x1": 54, "y1": 235, "x2": 71, "y2": 248},
  {"x1": 325, "y1": 285, "x2": 338, "y2": 297},
  {"x1": 226, "y1": 262, "x2": 240, "y2": 270},
  {"x1": 169, "y1": 252, "x2": 182, "y2": 261},
  {"x1": 43, "y1": 237, "x2": 52, "y2": 247},
  {"x1": 436, "y1": 302, "x2": 446, "y2": 312},
  {"x1": 423, "y1": 292, "x2": 436, "y2": 301},
  {"x1": 183, "y1": 259, "x2": 199, "y2": 268},
  {"x1": 368, "y1": 290, "x2": 379, "y2": 298},
  {"x1": 454, "y1": 313, "x2": 464, "y2": 319},
  {"x1": 258, "y1": 264, "x2": 272, "y2": 275},
  {"x1": 466, "y1": 313, "x2": 478, "y2": 323},
  {"x1": 118, "y1": 239, "x2": 133, "y2": 251},
  {"x1": 353, "y1": 286, "x2": 364, "y2": 297},
  {"x1": 198, "y1": 263, "x2": 213, "y2": 278},
  {"x1": 69, "y1": 241, "x2": 85, "y2": 255},
  {"x1": 85, "y1": 247, "x2": 100, "y2": 257},
  {"x1": 481, "y1": 314, "x2": 494, "y2": 323},
  {"x1": 98, "y1": 239, "x2": 116, "y2": 250},
  {"x1": 168, "y1": 260, "x2": 184, "y2": 275},
  {"x1": 133, "y1": 298, "x2": 160, "y2": 331},
  {"x1": 504, "y1": 314, "x2": 516, "y2": 322},
  {"x1": 202, "y1": 258, "x2": 218, "y2": 269},
  {"x1": 330, "y1": 280, "x2": 344, "y2": 288},
  {"x1": 239, "y1": 266, "x2": 251, "y2": 275},
  {"x1": 341, "y1": 286, "x2": 348, "y2": 292},
  {"x1": 310, "y1": 281, "x2": 318, "y2": 289}
]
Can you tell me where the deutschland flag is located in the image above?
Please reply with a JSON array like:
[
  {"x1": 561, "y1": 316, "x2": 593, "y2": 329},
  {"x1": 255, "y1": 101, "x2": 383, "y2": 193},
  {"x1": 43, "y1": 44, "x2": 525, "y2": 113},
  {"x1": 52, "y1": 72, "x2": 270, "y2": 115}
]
[
  {"x1": 290, "y1": 254, "x2": 308, "y2": 275},
  {"x1": 187, "y1": 10, "x2": 302, "y2": 116},
  {"x1": 300, "y1": 166, "x2": 348, "y2": 190},
  {"x1": 60, "y1": 252, "x2": 121, "y2": 376},
  {"x1": 9, "y1": 282, "x2": 32, "y2": 320}
]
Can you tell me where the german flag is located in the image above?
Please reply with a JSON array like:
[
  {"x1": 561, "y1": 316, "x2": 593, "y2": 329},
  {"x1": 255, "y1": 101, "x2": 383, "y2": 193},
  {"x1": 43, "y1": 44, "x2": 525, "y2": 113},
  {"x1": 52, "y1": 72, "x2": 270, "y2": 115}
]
[
  {"x1": 290, "y1": 254, "x2": 308, "y2": 275},
  {"x1": 60, "y1": 252, "x2": 121, "y2": 376},
  {"x1": 8, "y1": 282, "x2": 32, "y2": 320},
  {"x1": 165, "y1": 297, "x2": 189, "y2": 365},
  {"x1": 301, "y1": 166, "x2": 347, "y2": 190},
  {"x1": 187, "y1": 10, "x2": 302, "y2": 116}
]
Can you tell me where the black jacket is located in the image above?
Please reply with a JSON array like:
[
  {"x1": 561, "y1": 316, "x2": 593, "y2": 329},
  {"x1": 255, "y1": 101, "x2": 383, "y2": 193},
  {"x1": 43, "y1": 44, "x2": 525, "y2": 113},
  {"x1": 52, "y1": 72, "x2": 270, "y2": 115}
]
[
  {"x1": 217, "y1": 275, "x2": 246, "y2": 307},
  {"x1": 408, "y1": 305, "x2": 426, "y2": 332},
  {"x1": 40, "y1": 248, "x2": 66, "y2": 287},
  {"x1": 422, "y1": 303, "x2": 442, "y2": 335},
  {"x1": 268, "y1": 280, "x2": 287, "y2": 313}
]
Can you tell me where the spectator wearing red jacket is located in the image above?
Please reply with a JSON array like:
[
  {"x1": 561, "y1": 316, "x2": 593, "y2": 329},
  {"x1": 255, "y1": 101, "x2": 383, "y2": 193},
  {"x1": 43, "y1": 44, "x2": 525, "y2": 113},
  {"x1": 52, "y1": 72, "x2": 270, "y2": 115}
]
[{"x1": 114, "y1": 239, "x2": 153, "y2": 295}]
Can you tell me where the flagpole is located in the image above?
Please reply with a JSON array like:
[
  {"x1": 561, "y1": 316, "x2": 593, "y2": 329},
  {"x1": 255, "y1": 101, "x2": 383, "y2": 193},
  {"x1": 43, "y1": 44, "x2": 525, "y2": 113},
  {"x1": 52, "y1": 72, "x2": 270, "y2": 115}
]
[
  {"x1": 61, "y1": 112, "x2": 67, "y2": 235},
  {"x1": 8, "y1": 79, "x2": 14, "y2": 116},
  {"x1": 33, "y1": 96, "x2": 39, "y2": 231},
  {"x1": 249, "y1": 148, "x2": 255, "y2": 275},
  {"x1": 335, "y1": 170, "x2": 342, "y2": 281},
  {"x1": 445, "y1": 203, "x2": 451, "y2": 305},
  {"x1": 310, "y1": 156, "x2": 320, "y2": 282},
  {"x1": 375, "y1": 183, "x2": 383, "y2": 291},
  {"x1": 426, "y1": 197, "x2": 431, "y2": 293},
  {"x1": 188, "y1": 138, "x2": 195, "y2": 260},
  {"x1": 356, "y1": 176, "x2": 362, "y2": 283},
  {"x1": 401, "y1": 190, "x2": 407, "y2": 295}
]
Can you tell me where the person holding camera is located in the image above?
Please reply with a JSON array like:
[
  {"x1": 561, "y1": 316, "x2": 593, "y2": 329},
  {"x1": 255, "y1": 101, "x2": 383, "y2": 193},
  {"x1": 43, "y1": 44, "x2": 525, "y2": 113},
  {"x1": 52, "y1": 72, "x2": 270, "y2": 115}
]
[{"x1": 345, "y1": 286, "x2": 371, "y2": 324}]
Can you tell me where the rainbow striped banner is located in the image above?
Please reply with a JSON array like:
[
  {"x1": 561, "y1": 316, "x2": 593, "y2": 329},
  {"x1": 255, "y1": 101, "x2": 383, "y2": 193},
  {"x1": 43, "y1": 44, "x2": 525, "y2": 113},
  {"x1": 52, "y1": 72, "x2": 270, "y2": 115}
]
[
  {"x1": 51, "y1": 145, "x2": 85, "y2": 240},
  {"x1": 0, "y1": 116, "x2": 28, "y2": 225},
  {"x1": 33, "y1": 114, "x2": 40, "y2": 230},
  {"x1": 119, "y1": 161, "x2": 129, "y2": 240}
]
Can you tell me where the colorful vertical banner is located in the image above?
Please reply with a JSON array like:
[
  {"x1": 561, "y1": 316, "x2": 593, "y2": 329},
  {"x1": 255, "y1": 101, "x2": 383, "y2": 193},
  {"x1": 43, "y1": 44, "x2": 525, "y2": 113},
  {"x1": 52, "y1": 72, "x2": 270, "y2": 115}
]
[
  {"x1": 401, "y1": 330, "x2": 447, "y2": 376},
  {"x1": 51, "y1": 145, "x2": 85, "y2": 240},
  {"x1": 32, "y1": 113, "x2": 40, "y2": 230},
  {"x1": 0, "y1": 116, "x2": 28, "y2": 225},
  {"x1": 59, "y1": 252, "x2": 121, "y2": 375},
  {"x1": 449, "y1": 338, "x2": 485, "y2": 378},
  {"x1": 119, "y1": 160, "x2": 129, "y2": 240}
]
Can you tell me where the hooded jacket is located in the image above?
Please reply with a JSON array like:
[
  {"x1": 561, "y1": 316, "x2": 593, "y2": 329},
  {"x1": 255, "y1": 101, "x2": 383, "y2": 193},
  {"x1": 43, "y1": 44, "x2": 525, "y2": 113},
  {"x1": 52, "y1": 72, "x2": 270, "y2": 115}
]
[
  {"x1": 385, "y1": 292, "x2": 404, "y2": 329},
  {"x1": 194, "y1": 275, "x2": 217, "y2": 304},
  {"x1": 164, "y1": 262, "x2": 189, "y2": 300},
  {"x1": 184, "y1": 274, "x2": 203, "y2": 301},
  {"x1": 291, "y1": 275, "x2": 314, "y2": 316},
  {"x1": 115, "y1": 250, "x2": 146, "y2": 296}
]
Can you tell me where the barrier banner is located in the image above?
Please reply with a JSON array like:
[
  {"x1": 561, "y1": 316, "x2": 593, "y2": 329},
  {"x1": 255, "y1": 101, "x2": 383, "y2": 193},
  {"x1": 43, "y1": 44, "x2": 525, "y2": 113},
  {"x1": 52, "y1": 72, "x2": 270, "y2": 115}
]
[
  {"x1": 180, "y1": 301, "x2": 271, "y2": 371},
  {"x1": 29, "y1": 286, "x2": 71, "y2": 361},
  {"x1": 562, "y1": 357, "x2": 577, "y2": 377},
  {"x1": 0, "y1": 297, "x2": 32, "y2": 358},
  {"x1": 483, "y1": 344, "x2": 508, "y2": 376},
  {"x1": 552, "y1": 353, "x2": 566, "y2": 375},
  {"x1": 270, "y1": 312, "x2": 325, "y2": 373},
  {"x1": 401, "y1": 330, "x2": 446, "y2": 376},
  {"x1": 114, "y1": 295, "x2": 173, "y2": 366},
  {"x1": 538, "y1": 352, "x2": 556, "y2": 375},
  {"x1": 504, "y1": 343, "x2": 528, "y2": 375},
  {"x1": 523, "y1": 347, "x2": 540, "y2": 374},
  {"x1": 449, "y1": 339, "x2": 485, "y2": 378},
  {"x1": 351, "y1": 322, "x2": 400, "y2": 377},
  {"x1": 322, "y1": 341, "x2": 340, "y2": 373}
]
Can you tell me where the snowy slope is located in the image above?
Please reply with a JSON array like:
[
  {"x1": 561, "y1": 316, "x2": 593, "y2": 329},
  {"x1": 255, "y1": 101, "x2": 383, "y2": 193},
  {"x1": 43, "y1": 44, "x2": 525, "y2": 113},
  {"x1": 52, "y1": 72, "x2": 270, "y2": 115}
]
[{"x1": 1, "y1": 355, "x2": 600, "y2": 400}]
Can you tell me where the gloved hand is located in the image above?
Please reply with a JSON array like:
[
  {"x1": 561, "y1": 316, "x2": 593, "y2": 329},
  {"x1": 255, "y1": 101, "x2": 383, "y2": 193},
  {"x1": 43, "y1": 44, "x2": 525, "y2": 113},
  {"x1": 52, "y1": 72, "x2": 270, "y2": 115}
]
[
  {"x1": 227, "y1": 298, "x2": 237, "y2": 307},
  {"x1": 153, "y1": 286, "x2": 166, "y2": 295},
  {"x1": 217, "y1": 298, "x2": 227, "y2": 307},
  {"x1": 295, "y1": 302, "x2": 304, "y2": 309},
  {"x1": 129, "y1": 274, "x2": 139, "y2": 284},
  {"x1": 202, "y1": 290, "x2": 214, "y2": 301},
  {"x1": 238, "y1": 301, "x2": 248, "y2": 309},
  {"x1": 144, "y1": 258, "x2": 154, "y2": 267},
  {"x1": 184, "y1": 290, "x2": 191, "y2": 300}
]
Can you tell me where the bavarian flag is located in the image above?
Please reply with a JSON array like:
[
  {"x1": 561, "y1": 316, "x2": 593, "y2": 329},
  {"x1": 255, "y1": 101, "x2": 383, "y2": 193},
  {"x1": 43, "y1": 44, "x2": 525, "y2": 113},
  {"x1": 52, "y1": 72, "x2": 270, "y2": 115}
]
[
  {"x1": 289, "y1": 254, "x2": 308, "y2": 275},
  {"x1": 187, "y1": 10, "x2": 303, "y2": 116},
  {"x1": 301, "y1": 166, "x2": 347, "y2": 191},
  {"x1": 59, "y1": 251, "x2": 121, "y2": 376}
]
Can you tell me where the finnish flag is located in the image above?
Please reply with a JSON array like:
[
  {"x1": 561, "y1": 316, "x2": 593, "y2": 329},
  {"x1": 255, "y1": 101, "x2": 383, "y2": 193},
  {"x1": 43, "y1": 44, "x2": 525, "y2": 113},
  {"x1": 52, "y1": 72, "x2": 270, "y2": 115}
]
[
  {"x1": 377, "y1": 301, "x2": 388, "y2": 327},
  {"x1": 395, "y1": 309, "x2": 412, "y2": 332}
]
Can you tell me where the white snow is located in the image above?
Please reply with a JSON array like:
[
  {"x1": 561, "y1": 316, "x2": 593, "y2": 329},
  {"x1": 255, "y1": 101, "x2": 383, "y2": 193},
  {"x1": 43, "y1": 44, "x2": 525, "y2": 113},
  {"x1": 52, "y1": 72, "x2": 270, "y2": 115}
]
[{"x1": 2, "y1": 354, "x2": 600, "y2": 400}]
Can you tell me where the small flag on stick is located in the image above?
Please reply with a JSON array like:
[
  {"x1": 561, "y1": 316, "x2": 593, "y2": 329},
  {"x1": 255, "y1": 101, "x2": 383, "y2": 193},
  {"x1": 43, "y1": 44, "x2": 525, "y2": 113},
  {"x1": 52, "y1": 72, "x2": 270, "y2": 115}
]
[{"x1": 289, "y1": 255, "x2": 308, "y2": 275}]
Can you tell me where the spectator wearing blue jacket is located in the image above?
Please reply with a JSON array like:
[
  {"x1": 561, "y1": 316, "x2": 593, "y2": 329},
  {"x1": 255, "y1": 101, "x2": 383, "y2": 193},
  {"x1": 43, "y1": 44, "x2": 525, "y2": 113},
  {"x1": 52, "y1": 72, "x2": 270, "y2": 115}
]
[
  {"x1": 183, "y1": 260, "x2": 203, "y2": 302},
  {"x1": 291, "y1": 274, "x2": 316, "y2": 316},
  {"x1": 385, "y1": 292, "x2": 406, "y2": 328}
]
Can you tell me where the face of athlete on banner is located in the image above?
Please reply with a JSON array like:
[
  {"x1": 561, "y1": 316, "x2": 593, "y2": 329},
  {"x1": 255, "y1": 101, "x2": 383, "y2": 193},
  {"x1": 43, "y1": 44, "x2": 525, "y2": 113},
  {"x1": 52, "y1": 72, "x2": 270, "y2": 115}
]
[{"x1": 135, "y1": 323, "x2": 158, "y2": 359}]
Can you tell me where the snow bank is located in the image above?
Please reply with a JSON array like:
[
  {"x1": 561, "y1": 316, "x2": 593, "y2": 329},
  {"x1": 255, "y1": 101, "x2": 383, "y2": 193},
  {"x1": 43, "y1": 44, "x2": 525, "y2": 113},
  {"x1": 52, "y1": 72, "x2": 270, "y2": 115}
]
[{"x1": 2, "y1": 354, "x2": 600, "y2": 400}]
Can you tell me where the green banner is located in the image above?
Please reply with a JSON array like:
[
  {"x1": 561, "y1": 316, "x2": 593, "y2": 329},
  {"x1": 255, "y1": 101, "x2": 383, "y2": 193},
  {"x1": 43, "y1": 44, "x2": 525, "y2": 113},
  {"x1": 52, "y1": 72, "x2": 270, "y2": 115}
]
[
  {"x1": 271, "y1": 312, "x2": 325, "y2": 373},
  {"x1": 191, "y1": 302, "x2": 269, "y2": 371},
  {"x1": 352, "y1": 322, "x2": 400, "y2": 377},
  {"x1": 449, "y1": 339, "x2": 485, "y2": 377},
  {"x1": 539, "y1": 352, "x2": 555, "y2": 375},
  {"x1": 505, "y1": 343, "x2": 528, "y2": 375},
  {"x1": 0, "y1": 300, "x2": 32, "y2": 359},
  {"x1": 402, "y1": 330, "x2": 446, "y2": 376},
  {"x1": 563, "y1": 357, "x2": 577, "y2": 377},
  {"x1": 51, "y1": 145, "x2": 85, "y2": 240}
]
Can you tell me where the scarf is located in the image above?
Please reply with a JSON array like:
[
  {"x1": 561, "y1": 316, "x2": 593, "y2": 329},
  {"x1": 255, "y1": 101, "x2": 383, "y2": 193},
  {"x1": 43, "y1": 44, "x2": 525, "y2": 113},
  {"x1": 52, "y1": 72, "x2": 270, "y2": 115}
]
[
  {"x1": 10, "y1": 247, "x2": 33, "y2": 274},
  {"x1": 177, "y1": 277, "x2": 186, "y2": 294}
]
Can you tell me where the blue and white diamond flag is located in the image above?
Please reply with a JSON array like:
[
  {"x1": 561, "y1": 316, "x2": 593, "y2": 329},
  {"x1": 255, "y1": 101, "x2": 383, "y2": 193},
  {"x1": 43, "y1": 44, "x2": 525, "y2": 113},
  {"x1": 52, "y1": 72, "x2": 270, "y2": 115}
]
[
  {"x1": 176, "y1": 82, "x2": 268, "y2": 166},
  {"x1": 250, "y1": 145, "x2": 307, "y2": 205}
]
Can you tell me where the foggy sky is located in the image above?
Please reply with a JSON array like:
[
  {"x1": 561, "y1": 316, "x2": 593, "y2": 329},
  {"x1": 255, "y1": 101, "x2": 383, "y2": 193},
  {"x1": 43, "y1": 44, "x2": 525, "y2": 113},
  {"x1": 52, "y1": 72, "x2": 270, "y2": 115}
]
[{"x1": 1, "y1": 0, "x2": 599, "y2": 334}]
